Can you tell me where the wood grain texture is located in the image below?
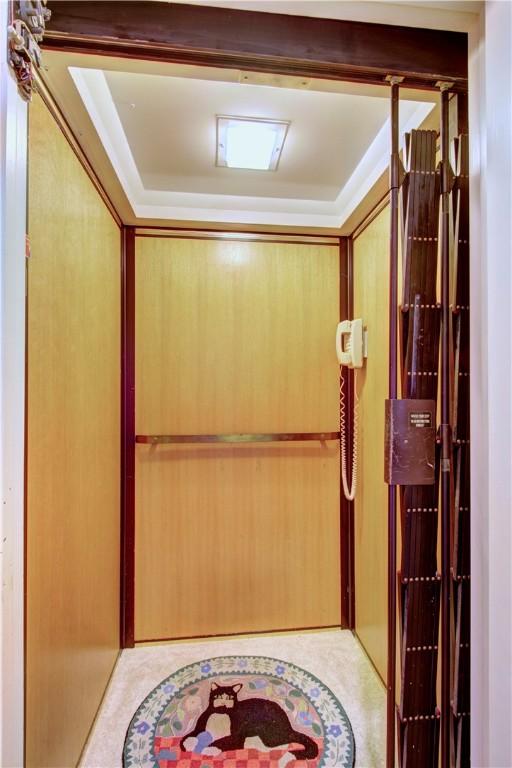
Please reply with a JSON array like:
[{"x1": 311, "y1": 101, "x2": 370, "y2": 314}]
[
  {"x1": 353, "y1": 206, "x2": 390, "y2": 682},
  {"x1": 26, "y1": 96, "x2": 120, "y2": 768},
  {"x1": 44, "y1": 1, "x2": 468, "y2": 88},
  {"x1": 135, "y1": 237, "x2": 341, "y2": 640}
]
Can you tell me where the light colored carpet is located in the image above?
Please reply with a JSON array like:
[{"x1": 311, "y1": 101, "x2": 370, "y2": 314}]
[{"x1": 80, "y1": 629, "x2": 385, "y2": 768}]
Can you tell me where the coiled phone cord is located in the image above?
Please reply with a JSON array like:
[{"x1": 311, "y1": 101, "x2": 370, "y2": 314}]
[{"x1": 339, "y1": 366, "x2": 359, "y2": 501}]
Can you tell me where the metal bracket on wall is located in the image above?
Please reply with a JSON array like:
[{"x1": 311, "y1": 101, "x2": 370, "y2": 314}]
[{"x1": 7, "y1": 0, "x2": 51, "y2": 100}]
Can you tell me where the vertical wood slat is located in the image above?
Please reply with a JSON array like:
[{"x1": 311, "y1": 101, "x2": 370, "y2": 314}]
[
  {"x1": 450, "y1": 130, "x2": 470, "y2": 766},
  {"x1": 397, "y1": 129, "x2": 441, "y2": 767},
  {"x1": 387, "y1": 78, "x2": 400, "y2": 768},
  {"x1": 400, "y1": 720, "x2": 440, "y2": 768},
  {"x1": 121, "y1": 226, "x2": 136, "y2": 648},
  {"x1": 400, "y1": 580, "x2": 440, "y2": 717},
  {"x1": 339, "y1": 236, "x2": 355, "y2": 629},
  {"x1": 440, "y1": 86, "x2": 453, "y2": 768}
]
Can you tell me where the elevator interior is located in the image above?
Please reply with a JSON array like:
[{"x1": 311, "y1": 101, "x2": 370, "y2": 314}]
[{"x1": 21, "y1": 7, "x2": 470, "y2": 766}]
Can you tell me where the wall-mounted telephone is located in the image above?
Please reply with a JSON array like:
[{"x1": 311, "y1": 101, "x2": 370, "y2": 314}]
[
  {"x1": 336, "y1": 319, "x2": 367, "y2": 501},
  {"x1": 336, "y1": 319, "x2": 367, "y2": 369}
]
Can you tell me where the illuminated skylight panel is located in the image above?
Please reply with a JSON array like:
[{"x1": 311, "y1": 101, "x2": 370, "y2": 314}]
[{"x1": 217, "y1": 116, "x2": 289, "y2": 171}]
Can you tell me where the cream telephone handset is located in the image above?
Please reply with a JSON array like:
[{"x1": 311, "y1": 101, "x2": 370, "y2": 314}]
[
  {"x1": 336, "y1": 319, "x2": 366, "y2": 369},
  {"x1": 336, "y1": 319, "x2": 367, "y2": 501}
]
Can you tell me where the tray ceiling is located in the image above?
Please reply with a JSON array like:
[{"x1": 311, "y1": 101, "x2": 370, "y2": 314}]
[
  {"x1": 40, "y1": 49, "x2": 438, "y2": 231},
  {"x1": 69, "y1": 65, "x2": 435, "y2": 228}
]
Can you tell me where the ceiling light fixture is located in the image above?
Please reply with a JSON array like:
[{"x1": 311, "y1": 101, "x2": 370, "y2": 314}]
[{"x1": 216, "y1": 116, "x2": 290, "y2": 171}]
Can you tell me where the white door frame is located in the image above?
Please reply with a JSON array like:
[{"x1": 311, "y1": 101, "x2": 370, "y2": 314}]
[
  {"x1": 0, "y1": 1, "x2": 28, "y2": 765},
  {"x1": 469, "y1": 2, "x2": 512, "y2": 766}
]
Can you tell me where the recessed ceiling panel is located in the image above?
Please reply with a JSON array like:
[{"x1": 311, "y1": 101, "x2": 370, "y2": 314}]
[
  {"x1": 103, "y1": 70, "x2": 392, "y2": 201},
  {"x1": 69, "y1": 65, "x2": 436, "y2": 228}
]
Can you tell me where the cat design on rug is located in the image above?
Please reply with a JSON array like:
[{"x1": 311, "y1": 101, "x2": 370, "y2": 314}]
[{"x1": 180, "y1": 682, "x2": 319, "y2": 762}]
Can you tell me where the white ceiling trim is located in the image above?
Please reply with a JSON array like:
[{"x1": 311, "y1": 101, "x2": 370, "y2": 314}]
[
  {"x1": 69, "y1": 67, "x2": 146, "y2": 199},
  {"x1": 69, "y1": 66, "x2": 434, "y2": 228}
]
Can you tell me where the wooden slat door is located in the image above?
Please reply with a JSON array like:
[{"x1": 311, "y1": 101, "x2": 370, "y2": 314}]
[{"x1": 134, "y1": 236, "x2": 340, "y2": 641}]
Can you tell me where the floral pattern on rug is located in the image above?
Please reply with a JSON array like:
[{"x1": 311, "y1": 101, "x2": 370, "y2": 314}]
[{"x1": 123, "y1": 656, "x2": 355, "y2": 768}]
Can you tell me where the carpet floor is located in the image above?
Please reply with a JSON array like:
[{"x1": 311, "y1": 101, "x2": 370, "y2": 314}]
[{"x1": 80, "y1": 629, "x2": 385, "y2": 768}]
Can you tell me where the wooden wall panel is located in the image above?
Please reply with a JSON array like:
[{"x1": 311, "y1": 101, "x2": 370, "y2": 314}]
[
  {"x1": 353, "y1": 206, "x2": 390, "y2": 681},
  {"x1": 135, "y1": 238, "x2": 339, "y2": 434},
  {"x1": 135, "y1": 238, "x2": 341, "y2": 640},
  {"x1": 26, "y1": 97, "x2": 120, "y2": 767}
]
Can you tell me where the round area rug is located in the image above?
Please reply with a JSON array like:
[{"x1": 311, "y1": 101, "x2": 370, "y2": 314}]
[{"x1": 123, "y1": 656, "x2": 355, "y2": 768}]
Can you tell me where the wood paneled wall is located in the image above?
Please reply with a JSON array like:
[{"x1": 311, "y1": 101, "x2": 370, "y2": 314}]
[
  {"x1": 134, "y1": 237, "x2": 341, "y2": 640},
  {"x1": 353, "y1": 206, "x2": 390, "y2": 681},
  {"x1": 26, "y1": 97, "x2": 120, "y2": 767}
]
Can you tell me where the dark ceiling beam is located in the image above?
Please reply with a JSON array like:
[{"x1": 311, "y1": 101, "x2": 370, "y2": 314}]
[{"x1": 44, "y1": 1, "x2": 468, "y2": 91}]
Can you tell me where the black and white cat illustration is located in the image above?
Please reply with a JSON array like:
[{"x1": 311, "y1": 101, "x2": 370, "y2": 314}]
[{"x1": 180, "y1": 682, "x2": 319, "y2": 761}]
